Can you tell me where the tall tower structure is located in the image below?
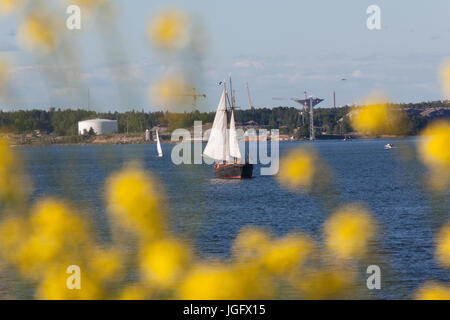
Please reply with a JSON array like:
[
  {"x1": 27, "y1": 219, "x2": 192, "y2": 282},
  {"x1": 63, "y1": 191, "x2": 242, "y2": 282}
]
[{"x1": 292, "y1": 92, "x2": 324, "y2": 141}]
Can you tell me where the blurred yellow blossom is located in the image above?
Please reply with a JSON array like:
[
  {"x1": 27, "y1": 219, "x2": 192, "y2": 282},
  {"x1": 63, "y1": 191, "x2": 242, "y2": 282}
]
[
  {"x1": 68, "y1": 0, "x2": 112, "y2": 22},
  {"x1": 140, "y1": 238, "x2": 192, "y2": 288},
  {"x1": 0, "y1": 216, "x2": 29, "y2": 263},
  {"x1": 88, "y1": 247, "x2": 124, "y2": 281},
  {"x1": 351, "y1": 92, "x2": 406, "y2": 135},
  {"x1": 179, "y1": 263, "x2": 253, "y2": 300},
  {"x1": 325, "y1": 204, "x2": 376, "y2": 259},
  {"x1": 16, "y1": 199, "x2": 91, "y2": 277},
  {"x1": 277, "y1": 148, "x2": 317, "y2": 192},
  {"x1": 150, "y1": 74, "x2": 194, "y2": 108},
  {"x1": 232, "y1": 226, "x2": 271, "y2": 262},
  {"x1": 30, "y1": 199, "x2": 90, "y2": 241},
  {"x1": 0, "y1": 139, "x2": 15, "y2": 170},
  {"x1": 233, "y1": 263, "x2": 274, "y2": 299},
  {"x1": 439, "y1": 58, "x2": 450, "y2": 98},
  {"x1": 418, "y1": 120, "x2": 450, "y2": 169},
  {"x1": 18, "y1": 12, "x2": 60, "y2": 53},
  {"x1": 418, "y1": 120, "x2": 450, "y2": 191},
  {"x1": 119, "y1": 284, "x2": 150, "y2": 300},
  {"x1": 436, "y1": 223, "x2": 450, "y2": 268},
  {"x1": 298, "y1": 269, "x2": 356, "y2": 299},
  {"x1": 37, "y1": 267, "x2": 103, "y2": 300},
  {"x1": 0, "y1": 139, "x2": 28, "y2": 204},
  {"x1": 106, "y1": 162, "x2": 165, "y2": 239},
  {"x1": 72, "y1": 0, "x2": 106, "y2": 10},
  {"x1": 261, "y1": 233, "x2": 314, "y2": 276},
  {"x1": 0, "y1": 0, "x2": 21, "y2": 15},
  {"x1": 414, "y1": 281, "x2": 450, "y2": 300},
  {"x1": 148, "y1": 8, "x2": 191, "y2": 52}
]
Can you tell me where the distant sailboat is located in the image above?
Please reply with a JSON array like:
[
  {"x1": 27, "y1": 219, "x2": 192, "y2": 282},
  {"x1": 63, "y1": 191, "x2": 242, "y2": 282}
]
[
  {"x1": 156, "y1": 129, "x2": 163, "y2": 157},
  {"x1": 203, "y1": 76, "x2": 253, "y2": 179}
]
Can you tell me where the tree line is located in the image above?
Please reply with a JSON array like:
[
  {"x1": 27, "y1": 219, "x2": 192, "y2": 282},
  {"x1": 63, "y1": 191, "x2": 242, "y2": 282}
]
[{"x1": 0, "y1": 100, "x2": 448, "y2": 137}]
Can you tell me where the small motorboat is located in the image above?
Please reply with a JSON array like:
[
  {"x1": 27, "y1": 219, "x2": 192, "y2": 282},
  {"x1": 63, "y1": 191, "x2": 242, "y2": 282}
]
[{"x1": 384, "y1": 143, "x2": 393, "y2": 149}]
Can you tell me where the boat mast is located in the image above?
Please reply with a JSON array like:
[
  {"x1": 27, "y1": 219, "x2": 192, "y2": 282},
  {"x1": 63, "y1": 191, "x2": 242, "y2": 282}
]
[
  {"x1": 229, "y1": 75, "x2": 235, "y2": 112},
  {"x1": 246, "y1": 82, "x2": 254, "y2": 110},
  {"x1": 229, "y1": 77, "x2": 234, "y2": 110},
  {"x1": 223, "y1": 81, "x2": 229, "y2": 129},
  {"x1": 228, "y1": 75, "x2": 237, "y2": 163}
]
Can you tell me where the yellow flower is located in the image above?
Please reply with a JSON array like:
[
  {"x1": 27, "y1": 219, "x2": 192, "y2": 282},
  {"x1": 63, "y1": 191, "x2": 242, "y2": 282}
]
[
  {"x1": 0, "y1": 139, "x2": 15, "y2": 168},
  {"x1": 179, "y1": 263, "x2": 252, "y2": 300},
  {"x1": 140, "y1": 238, "x2": 192, "y2": 288},
  {"x1": 37, "y1": 267, "x2": 103, "y2": 300},
  {"x1": 119, "y1": 284, "x2": 150, "y2": 300},
  {"x1": 88, "y1": 247, "x2": 124, "y2": 282},
  {"x1": 73, "y1": 0, "x2": 106, "y2": 10},
  {"x1": 106, "y1": 163, "x2": 165, "y2": 239},
  {"x1": 30, "y1": 199, "x2": 89, "y2": 239},
  {"x1": 17, "y1": 234, "x2": 63, "y2": 276},
  {"x1": 277, "y1": 148, "x2": 316, "y2": 192},
  {"x1": 439, "y1": 58, "x2": 450, "y2": 98},
  {"x1": 0, "y1": 216, "x2": 29, "y2": 263},
  {"x1": 414, "y1": 281, "x2": 450, "y2": 300},
  {"x1": 17, "y1": 199, "x2": 91, "y2": 277},
  {"x1": 298, "y1": 269, "x2": 356, "y2": 299},
  {"x1": 232, "y1": 226, "x2": 271, "y2": 262},
  {"x1": 418, "y1": 120, "x2": 450, "y2": 169},
  {"x1": 150, "y1": 74, "x2": 193, "y2": 108},
  {"x1": 0, "y1": 139, "x2": 29, "y2": 204},
  {"x1": 148, "y1": 8, "x2": 190, "y2": 51},
  {"x1": 0, "y1": 0, "x2": 21, "y2": 15},
  {"x1": 324, "y1": 204, "x2": 376, "y2": 259},
  {"x1": 418, "y1": 120, "x2": 450, "y2": 191},
  {"x1": 436, "y1": 223, "x2": 450, "y2": 268},
  {"x1": 351, "y1": 92, "x2": 405, "y2": 135},
  {"x1": 18, "y1": 12, "x2": 60, "y2": 53},
  {"x1": 261, "y1": 233, "x2": 314, "y2": 276},
  {"x1": 233, "y1": 263, "x2": 274, "y2": 299}
]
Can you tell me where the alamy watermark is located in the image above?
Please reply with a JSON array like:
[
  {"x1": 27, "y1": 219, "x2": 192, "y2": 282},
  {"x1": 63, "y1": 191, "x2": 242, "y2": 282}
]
[
  {"x1": 366, "y1": 5, "x2": 381, "y2": 30},
  {"x1": 66, "y1": 265, "x2": 81, "y2": 290},
  {"x1": 66, "y1": 5, "x2": 81, "y2": 30},
  {"x1": 66, "y1": 4, "x2": 381, "y2": 31},
  {"x1": 366, "y1": 265, "x2": 381, "y2": 290}
]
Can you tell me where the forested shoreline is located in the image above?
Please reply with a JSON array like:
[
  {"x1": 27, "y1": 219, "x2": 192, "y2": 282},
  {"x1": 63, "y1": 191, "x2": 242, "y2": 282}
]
[{"x1": 0, "y1": 100, "x2": 449, "y2": 138}]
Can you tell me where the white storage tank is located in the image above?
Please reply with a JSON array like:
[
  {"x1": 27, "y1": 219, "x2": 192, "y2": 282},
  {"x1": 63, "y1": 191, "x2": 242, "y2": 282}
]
[{"x1": 78, "y1": 119, "x2": 118, "y2": 135}]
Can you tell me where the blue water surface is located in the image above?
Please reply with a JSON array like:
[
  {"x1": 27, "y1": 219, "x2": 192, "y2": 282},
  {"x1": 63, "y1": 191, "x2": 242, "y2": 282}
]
[{"x1": 16, "y1": 138, "x2": 449, "y2": 299}]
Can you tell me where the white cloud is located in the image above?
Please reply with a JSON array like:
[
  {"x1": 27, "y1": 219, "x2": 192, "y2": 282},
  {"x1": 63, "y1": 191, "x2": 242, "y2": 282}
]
[
  {"x1": 351, "y1": 70, "x2": 363, "y2": 78},
  {"x1": 234, "y1": 60, "x2": 264, "y2": 69}
]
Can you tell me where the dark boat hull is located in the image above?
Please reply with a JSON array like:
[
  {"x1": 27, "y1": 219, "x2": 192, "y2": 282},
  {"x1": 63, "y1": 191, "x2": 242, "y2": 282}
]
[{"x1": 214, "y1": 163, "x2": 253, "y2": 179}]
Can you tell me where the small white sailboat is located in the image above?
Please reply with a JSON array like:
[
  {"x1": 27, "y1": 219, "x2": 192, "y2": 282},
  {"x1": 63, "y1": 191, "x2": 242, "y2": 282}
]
[{"x1": 156, "y1": 129, "x2": 163, "y2": 157}]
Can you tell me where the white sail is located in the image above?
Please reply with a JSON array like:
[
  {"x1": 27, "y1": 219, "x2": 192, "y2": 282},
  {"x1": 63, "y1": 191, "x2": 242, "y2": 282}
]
[
  {"x1": 156, "y1": 130, "x2": 163, "y2": 157},
  {"x1": 203, "y1": 88, "x2": 229, "y2": 161},
  {"x1": 229, "y1": 109, "x2": 241, "y2": 159}
]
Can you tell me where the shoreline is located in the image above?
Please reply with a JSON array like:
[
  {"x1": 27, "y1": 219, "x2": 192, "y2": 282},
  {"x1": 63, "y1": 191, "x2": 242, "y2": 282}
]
[{"x1": 8, "y1": 134, "x2": 410, "y2": 147}]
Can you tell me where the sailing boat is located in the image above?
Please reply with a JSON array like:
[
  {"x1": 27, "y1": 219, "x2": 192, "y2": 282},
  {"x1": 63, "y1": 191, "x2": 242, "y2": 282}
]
[
  {"x1": 203, "y1": 77, "x2": 253, "y2": 179},
  {"x1": 156, "y1": 129, "x2": 163, "y2": 157}
]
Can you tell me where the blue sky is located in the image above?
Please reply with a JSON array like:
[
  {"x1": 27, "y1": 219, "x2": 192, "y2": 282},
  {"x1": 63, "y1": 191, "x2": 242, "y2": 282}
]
[{"x1": 1, "y1": 0, "x2": 450, "y2": 111}]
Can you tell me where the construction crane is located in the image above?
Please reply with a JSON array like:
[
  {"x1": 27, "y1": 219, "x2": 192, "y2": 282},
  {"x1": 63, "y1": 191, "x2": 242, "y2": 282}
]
[
  {"x1": 246, "y1": 83, "x2": 255, "y2": 110},
  {"x1": 272, "y1": 92, "x2": 324, "y2": 140},
  {"x1": 174, "y1": 88, "x2": 206, "y2": 107}
]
